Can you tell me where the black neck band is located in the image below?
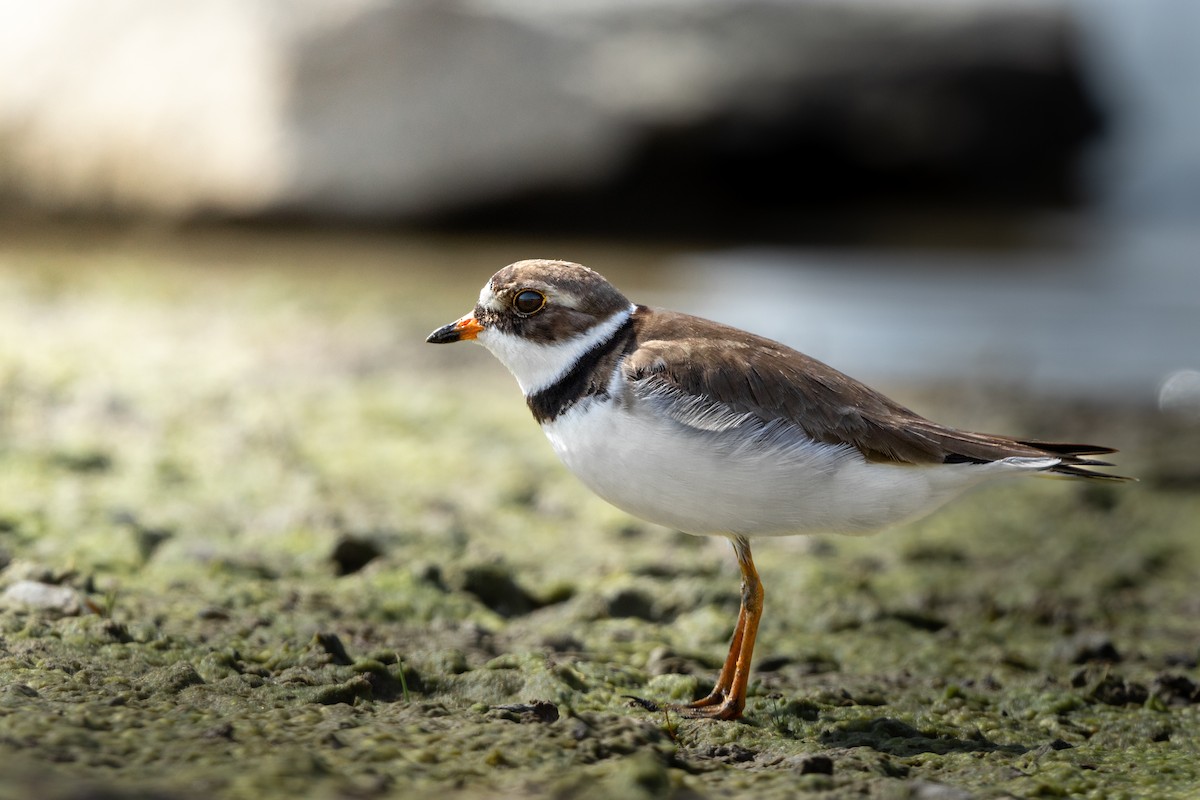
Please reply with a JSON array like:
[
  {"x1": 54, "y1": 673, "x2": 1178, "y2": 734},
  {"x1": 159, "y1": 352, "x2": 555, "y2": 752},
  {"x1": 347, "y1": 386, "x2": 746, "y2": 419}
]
[{"x1": 526, "y1": 313, "x2": 635, "y2": 424}]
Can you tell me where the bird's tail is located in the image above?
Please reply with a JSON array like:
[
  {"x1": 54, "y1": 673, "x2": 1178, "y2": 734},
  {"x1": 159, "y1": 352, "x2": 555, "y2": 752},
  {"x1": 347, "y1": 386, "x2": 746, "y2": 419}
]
[{"x1": 1013, "y1": 440, "x2": 1134, "y2": 482}]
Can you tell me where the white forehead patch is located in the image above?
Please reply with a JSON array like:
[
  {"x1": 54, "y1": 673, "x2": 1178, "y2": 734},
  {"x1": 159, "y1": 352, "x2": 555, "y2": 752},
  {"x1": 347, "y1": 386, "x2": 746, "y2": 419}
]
[{"x1": 478, "y1": 282, "x2": 504, "y2": 312}]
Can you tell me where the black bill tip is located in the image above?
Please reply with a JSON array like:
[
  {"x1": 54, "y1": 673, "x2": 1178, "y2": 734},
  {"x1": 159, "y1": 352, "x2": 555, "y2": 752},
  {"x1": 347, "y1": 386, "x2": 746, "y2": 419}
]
[{"x1": 426, "y1": 323, "x2": 461, "y2": 344}]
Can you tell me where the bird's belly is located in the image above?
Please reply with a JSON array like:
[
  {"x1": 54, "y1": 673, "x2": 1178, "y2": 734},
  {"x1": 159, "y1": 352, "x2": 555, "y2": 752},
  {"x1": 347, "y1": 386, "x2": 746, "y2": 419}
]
[{"x1": 541, "y1": 403, "x2": 985, "y2": 537}]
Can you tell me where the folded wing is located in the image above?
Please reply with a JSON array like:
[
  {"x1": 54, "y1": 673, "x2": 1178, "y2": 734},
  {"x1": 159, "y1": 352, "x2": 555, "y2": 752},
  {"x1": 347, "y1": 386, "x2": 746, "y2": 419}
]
[{"x1": 622, "y1": 310, "x2": 1129, "y2": 481}]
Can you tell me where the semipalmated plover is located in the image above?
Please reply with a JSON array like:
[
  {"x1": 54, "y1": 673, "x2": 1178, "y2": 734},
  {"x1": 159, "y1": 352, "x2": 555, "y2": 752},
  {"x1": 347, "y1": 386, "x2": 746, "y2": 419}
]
[{"x1": 427, "y1": 259, "x2": 1129, "y2": 720}]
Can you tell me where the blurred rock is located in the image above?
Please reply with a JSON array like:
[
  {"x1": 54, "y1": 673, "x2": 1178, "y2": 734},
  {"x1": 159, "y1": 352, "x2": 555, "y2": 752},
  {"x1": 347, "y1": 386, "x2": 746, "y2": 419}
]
[
  {"x1": 1, "y1": 580, "x2": 90, "y2": 615},
  {"x1": 0, "y1": 1, "x2": 1099, "y2": 230},
  {"x1": 330, "y1": 535, "x2": 382, "y2": 576}
]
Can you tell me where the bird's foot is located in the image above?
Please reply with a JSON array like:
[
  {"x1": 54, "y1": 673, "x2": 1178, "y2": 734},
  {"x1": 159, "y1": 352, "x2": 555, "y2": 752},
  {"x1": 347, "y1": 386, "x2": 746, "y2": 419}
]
[
  {"x1": 624, "y1": 692, "x2": 744, "y2": 721},
  {"x1": 680, "y1": 691, "x2": 744, "y2": 720}
]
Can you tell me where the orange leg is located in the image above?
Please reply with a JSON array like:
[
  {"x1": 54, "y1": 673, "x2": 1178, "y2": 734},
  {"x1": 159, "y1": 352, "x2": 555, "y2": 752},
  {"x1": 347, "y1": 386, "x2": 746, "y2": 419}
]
[
  {"x1": 686, "y1": 599, "x2": 747, "y2": 708},
  {"x1": 681, "y1": 536, "x2": 763, "y2": 720}
]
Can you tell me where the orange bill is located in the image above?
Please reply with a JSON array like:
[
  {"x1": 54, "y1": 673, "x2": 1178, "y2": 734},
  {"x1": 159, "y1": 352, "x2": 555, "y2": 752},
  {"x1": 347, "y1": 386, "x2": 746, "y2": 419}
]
[{"x1": 426, "y1": 313, "x2": 485, "y2": 344}]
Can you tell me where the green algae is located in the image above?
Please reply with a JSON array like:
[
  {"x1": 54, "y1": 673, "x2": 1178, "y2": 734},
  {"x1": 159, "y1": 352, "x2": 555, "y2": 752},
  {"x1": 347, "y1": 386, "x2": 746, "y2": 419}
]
[{"x1": 1, "y1": 225, "x2": 1199, "y2": 799}]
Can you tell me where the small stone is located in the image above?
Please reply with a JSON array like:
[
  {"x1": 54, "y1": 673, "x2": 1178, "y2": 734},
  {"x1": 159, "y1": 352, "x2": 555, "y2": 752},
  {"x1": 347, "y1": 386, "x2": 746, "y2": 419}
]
[
  {"x1": 605, "y1": 587, "x2": 656, "y2": 621},
  {"x1": 491, "y1": 700, "x2": 560, "y2": 723},
  {"x1": 698, "y1": 744, "x2": 756, "y2": 764},
  {"x1": 51, "y1": 448, "x2": 113, "y2": 473},
  {"x1": 141, "y1": 662, "x2": 206, "y2": 695},
  {"x1": 908, "y1": 780, "x2": 974, "y2": 800},
  {"x1": 1, "y1": 580, "x2": 89, "y2": 615},
  {"x1": 456, "y1": 563, "x2": 538, "y2": 618},
  {"x1": 313, "y1": 632, "x2": 353, "y2": 665},
  {"x1": 203, "y1": 721, "x2": 235, "y2": 740},
  {"x1": 755, "y1": 655, "x2": 795, "y2": 672},
  {"x1": 645, "y1": 646, "x2": 700, "y2": 676},
  {"x1": 1089, "y1": 674, "x2": 1149, "y2": 706},
  {"x1": 540, "y1": 633, "x2": 583, "y2": 653},
  {"x1": 569, "y1": 719, "x2": 592, "y2": 741},
  {"x1": 197, "y1": 606, "x2": 231, "y2": 620},
  {"x1": 331, "y1": 536, "x2": 382, "y2": 576},
  {"x1": 1153, "y1": 673, "x2": 1200, "y2": 706},
  {"x1": 1068, "y1": 633, "x2": 1122, "y2": 664},
  {"x1": 798, "y1": 755, "x2": 834, "y2": 775}
]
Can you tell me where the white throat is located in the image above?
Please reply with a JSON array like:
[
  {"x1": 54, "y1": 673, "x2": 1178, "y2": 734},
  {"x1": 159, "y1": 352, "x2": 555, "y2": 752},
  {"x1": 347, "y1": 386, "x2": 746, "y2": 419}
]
[{"x1": 477, "y1": 305, "x2": 634, "y2": 395}]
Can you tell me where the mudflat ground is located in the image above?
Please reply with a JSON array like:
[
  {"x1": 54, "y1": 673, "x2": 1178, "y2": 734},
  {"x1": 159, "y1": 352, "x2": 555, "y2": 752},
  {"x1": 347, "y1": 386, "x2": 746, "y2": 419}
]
[{"x1": 1, "y1": 226, "x2": 1197, "y2": 799}]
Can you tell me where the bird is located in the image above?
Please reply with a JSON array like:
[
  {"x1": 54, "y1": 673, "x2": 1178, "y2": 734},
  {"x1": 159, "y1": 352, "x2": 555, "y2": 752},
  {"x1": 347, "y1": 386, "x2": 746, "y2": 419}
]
[{"x1": 426, "y1": 259, "x2": 1129, "y2": 720}]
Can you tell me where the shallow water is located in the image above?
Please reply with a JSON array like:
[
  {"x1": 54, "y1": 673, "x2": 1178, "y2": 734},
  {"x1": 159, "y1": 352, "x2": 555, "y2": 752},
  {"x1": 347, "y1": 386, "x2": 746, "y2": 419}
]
[{"x1": 661, "y1": 219, "x2": 1200, "y2": 407}]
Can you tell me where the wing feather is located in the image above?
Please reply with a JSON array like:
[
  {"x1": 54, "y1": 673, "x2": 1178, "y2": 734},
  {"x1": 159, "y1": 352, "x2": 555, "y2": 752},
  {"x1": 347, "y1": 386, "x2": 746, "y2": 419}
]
[{"x1": 621, "y1": 308, "x2": 1130, "y2": 480}]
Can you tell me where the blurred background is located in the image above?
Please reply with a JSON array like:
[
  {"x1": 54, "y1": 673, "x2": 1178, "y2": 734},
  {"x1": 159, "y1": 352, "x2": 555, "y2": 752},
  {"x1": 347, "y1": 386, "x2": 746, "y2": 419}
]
[{"x1": 0, "y1": 0, "x2": 1197, "y2": 412}]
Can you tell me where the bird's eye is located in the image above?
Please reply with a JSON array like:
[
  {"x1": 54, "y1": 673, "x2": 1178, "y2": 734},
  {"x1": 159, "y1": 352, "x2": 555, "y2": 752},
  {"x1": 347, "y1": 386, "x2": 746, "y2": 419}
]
[{"x1": 513, "y1": 289, "x2": 547, "y2": 316}]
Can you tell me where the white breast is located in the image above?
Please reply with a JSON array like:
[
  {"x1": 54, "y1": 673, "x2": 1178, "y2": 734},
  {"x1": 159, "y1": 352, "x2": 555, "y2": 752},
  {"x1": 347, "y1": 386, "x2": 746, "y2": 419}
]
[{"x1": 541, "y1": 393, "x2": 1021, "y2": 538}]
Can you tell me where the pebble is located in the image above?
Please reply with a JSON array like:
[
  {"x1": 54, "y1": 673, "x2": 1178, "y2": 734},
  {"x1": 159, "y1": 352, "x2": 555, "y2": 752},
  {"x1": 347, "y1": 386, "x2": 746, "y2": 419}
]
[{"x1": 1, "y1": 580, "x2": 90, "y2": 615}]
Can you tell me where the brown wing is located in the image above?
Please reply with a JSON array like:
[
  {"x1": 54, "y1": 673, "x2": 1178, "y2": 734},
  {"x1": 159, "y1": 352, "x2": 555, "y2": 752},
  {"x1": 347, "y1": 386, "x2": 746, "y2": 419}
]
[{"x1": 622, "y1": 308, "x2": 1128, "y2": 479}]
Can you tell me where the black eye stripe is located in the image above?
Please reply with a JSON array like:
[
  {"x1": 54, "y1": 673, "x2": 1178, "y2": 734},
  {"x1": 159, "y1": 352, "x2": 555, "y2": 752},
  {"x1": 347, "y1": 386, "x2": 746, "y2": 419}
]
[{"x1": 513, "y1": 289, "x2": 547, "y2": 316}]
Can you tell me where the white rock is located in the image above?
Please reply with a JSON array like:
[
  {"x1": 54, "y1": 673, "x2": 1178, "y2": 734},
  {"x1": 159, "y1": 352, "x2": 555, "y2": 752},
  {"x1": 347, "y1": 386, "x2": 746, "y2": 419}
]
[{"x1": 1, "y1": 580, "x2": 89, "y2": 615}]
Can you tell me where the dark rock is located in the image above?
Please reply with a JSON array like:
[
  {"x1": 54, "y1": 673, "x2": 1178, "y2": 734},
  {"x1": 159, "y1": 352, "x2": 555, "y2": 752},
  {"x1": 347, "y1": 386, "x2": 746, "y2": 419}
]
[
  {"x1": 1068, "y1": 634, "x2": 1122, "y2": 664},
  {"x1": 540, "y1": 633, "x2": 583, "y2": 653},
  {"x1": 352, "y1": 658, "x2": 423, "y2": 699},
  {"x1": 845, "y1": 688, "x2": 890, "y2": 707},
  {"x1": 798, "y1": 755, "x2": 834, "y2": 775},
  {"x1": 887, "y1": 610, "x2": 949, "y2": 632},
  {"x1": 696, "y1": 744, "x2": 756, "y2": 764},
  {"x1": 1163, "y1": 652, "x2": 1199, "y2": 669},
  {"x1": 645, "y1": 646, "x2": 705, "y2": 677},
  {"x1": 203, "y1": 721, "x2": 236, "y2": 740},
  {"x1": 1079, "y1": 483, "x2": 1121, "y2": 511},
  {"x1": 605, "y1": 587, "x2": 657, "y2": 621},
  {"x1": 100, "y1": 619, "x2": 133, "y2": 643},
  {"x1": 412, "y1": 561, "x2": 448, "y2": 591},
  {"x1": 112, "y1": 511, "x2": 175, "y2": 562},
  {"x1": 1088, "y1": 674, "x2": 1149, "y2": 706},
  {"x1": 330, "y1": 535, "x2": 382, "y2": 576},
  {"x1": 755, "y1": 655, "x2": 795, "y2": 672},
  {"x1": 50, "y1": 448, "x2": 113, "y2": 473},
  {"x1": 902, "y1": 544, "x2": 968, "y2": 564},
  {"x1": 491, "y1": 700, "x2": 560, "y2": 724},
  {"x1": 615, "y1": 524, "x2": 646, "y2": 539},
  {"x1": 456, "y1": 563, "x2": 539, "y2": 618},
  {"x1": 777, "y1": 699, "x2": 821, "y2": 722},
  {"x1": 312, "y1": 632, "x2": 353, "y2": 666},
  {"x1": 570, "y1": 719, "x2": 593, "y2": 741},
  {"x1": 1152, "y1": 673, "x2": 1200, "y2": 706}
]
